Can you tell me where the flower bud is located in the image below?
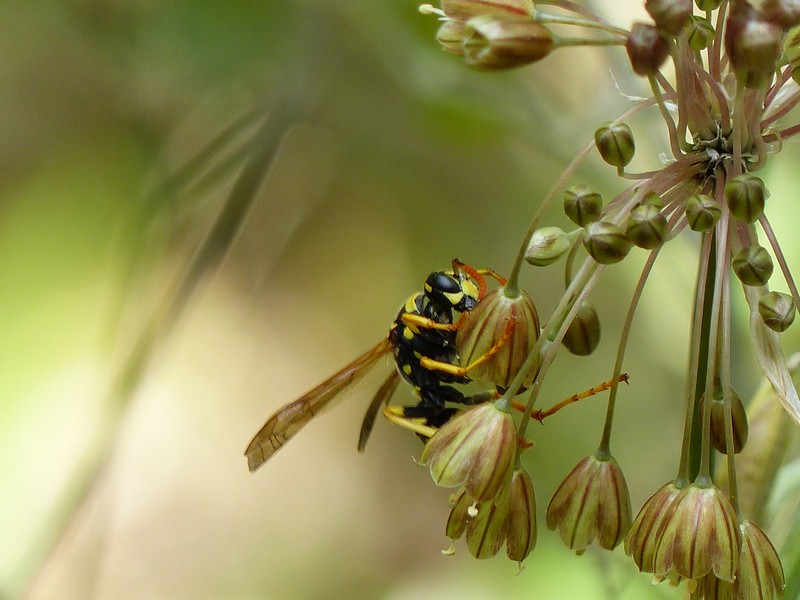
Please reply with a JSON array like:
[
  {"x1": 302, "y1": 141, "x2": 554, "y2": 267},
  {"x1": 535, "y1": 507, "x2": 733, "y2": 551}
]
[
  {"x1": 645, "y1": 0, "x2": 693, "y2": 36},
  {"x1": 525, "y1": 226, "x2": 571, "y2": 266},
  {"x1": 695, "y1": 0, "x2": 722, "y2": 9},
  {"x1": 463, "y1": 15, "x2": 554, "y2": 71},
  {"x1": 641, "y1": 190, "x2": 665, "y2": 209},
  {"x1": 625, "y1": 204, "x2": 668, "y2": 249},
  {"x1": 758, "y1": 291, "x2": 796, "y2": 332},
  {"x1": 725, "y1": 173, "x2": 767, "y2": 223},
  {"x1": 420, "y1": 401, "x2": 517, "y2": 502},
  {"x1": 595, "y1": 122, "x2": 635, "y2": 168},
  {"x1": 685, "y1": 193, "x2": 722, "y2": 231},
  {"x1": 761, "y1": 0, "x2": 800, "y2": 29},
  {"x1": 626, "y1": 22, "x2": 669, "y2": 76},
  {"x1": 546, "y1": 452, "x2": 632, "y2": 554},
  {"x1": 652, "y1": 482, "x2": 740, "y2": 582},
  {"x1": 732, "y1": 245, "x2": 774, "y2": 286},
  {"x1": 725, "y1": 4, "x2": 783, "y2": 88},
  {"x1": 698, "y1": 386, "x2": 749, "y2": 454},
  {"x1": 561, "y1": 301, "x2": 601, "y2": 356},
  {"x1": 686, "y1": 16, "x2": 715, "y2": 51},
  {"x1": 583, "y1": 221, "x2": 633, "y2": 264},
  {"x1": 445, "y1": 464, "x2": 537, "y2": 565},
  {"x1": 457, "y1": 286, "x2": 540, "y2": 389},
  {"x1": 563, "y1": 184, "x2": 603, "y2": 227},
  {"x1": 735, "y1": 519, "x2": 785, "y2": 599},
  {"x1": 625, "y1": 481, "x2": 684, "y2": 574},
  {"x1": 437, "y1": 20, "x2": 468, "y2": 55}
]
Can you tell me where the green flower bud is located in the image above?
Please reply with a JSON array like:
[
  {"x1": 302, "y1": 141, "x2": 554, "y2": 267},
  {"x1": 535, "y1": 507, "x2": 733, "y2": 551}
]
[
  {"x1": 525, "y1": 226, "x2": 571, "y2": 266},
  {"x1": 645, "y1": 0, "x2": 693, "y2": 36},
  {"x1": 725, "y1": 4, "x2": 783, "y2": 88},
  {"x1": 761, "y1": 0, "x2": 800, "y2": 29},
  {"x1": 626, "y1": 22, "x2": 669, "y2": 76},
  {"x1": 625, "y1": 204, "x2": 668, "y2": 249},
  {"x1": 698, "y1": 386, "x2": 749, "y2": 454},
  {"x1": 563, "y1": 184, "x2": 603, "y2": 227},
  {"x1": 561, "y1": 301, "x2": 601, "y2": 356},
  {"x1": 725, "y1": 173, "x2": 767, "y2": 223},
  {"x1": 686, "y1": 16, "x2": 715, "y2": 52},
  {"x1": 732, "y1": 245, "x2": 774, "y2": 286},
  {"x1": 695, "y1": 0, "x2": 722, "y2": 11},
  {"x1": 583, "y1": 221, "x2": 633, "y2": 264},
  {"x1": 685, "y1": 194, "x2": 721, "y2": 231},
  {"x1": 463, "y1": 15, "x2": 554, "y2": 71},
  {"x1": 595, "y1": 122, "x2": 635, "y2": 168},
  {"x1": 758, "y1": 291, "x2": 796, "y2": 332}
]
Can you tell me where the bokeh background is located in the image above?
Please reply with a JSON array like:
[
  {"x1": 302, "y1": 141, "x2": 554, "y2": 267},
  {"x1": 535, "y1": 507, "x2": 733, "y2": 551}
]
[{"x1": 3, "y1": 1, "x2": 800, "y2": 599}]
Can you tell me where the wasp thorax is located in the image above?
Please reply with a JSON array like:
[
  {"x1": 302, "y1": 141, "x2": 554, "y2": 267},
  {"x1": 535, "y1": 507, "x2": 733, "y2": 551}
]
[{"x1": 456, "y1": 286, "x2": 539, "y2": 390}]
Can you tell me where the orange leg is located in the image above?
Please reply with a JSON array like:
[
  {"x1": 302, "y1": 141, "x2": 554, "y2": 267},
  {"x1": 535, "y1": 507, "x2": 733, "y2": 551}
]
[{"x1": 511, "y1": 374, "x2": 630, "y2": 422}]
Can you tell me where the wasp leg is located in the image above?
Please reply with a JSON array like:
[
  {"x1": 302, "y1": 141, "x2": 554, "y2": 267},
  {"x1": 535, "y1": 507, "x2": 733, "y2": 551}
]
[
  {"x1": 383, "y1": 405, "x2": 439, "y2": 439},
  {"x1": 417, "y1": 318, "x2": 516, "y2": 378},
  {"x1": 400, "y1": 312, "x2": 459, "y2": 333},
  {"x1": 511, "y1": 373, "x2": 630, "y2": 422}
]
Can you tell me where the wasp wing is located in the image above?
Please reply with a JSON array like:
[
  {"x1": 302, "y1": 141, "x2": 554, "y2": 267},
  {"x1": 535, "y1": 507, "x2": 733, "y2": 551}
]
[
  {"x1": 357, "y1": 369, "x2": 401, "y2": 453},
  {"x1": 245, "y1": 338, "x2": 392, "y2": 472}
]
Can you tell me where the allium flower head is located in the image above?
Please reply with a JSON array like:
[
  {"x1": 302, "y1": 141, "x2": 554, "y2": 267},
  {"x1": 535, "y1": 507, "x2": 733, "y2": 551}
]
[{"x1": 545, "y1": 452, "x2": 632, "y2": 554}]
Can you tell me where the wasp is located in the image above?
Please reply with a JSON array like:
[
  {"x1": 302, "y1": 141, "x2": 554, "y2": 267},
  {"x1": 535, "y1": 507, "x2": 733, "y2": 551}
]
[{"x1": 245, "y1": 259, "x2": 509, "y2": 472}]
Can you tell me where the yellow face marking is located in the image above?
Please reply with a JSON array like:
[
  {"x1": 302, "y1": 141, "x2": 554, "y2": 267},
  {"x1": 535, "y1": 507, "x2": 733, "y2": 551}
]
[{"x1": 443, "y1": 290, "x2": 464, "y2": 306}]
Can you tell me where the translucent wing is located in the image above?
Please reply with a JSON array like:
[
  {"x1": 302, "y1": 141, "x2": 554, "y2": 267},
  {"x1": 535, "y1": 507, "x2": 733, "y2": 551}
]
[
  {"x1": 357, "y1": 369, "x2": 401, "y2": 453},
  {"x1": 245, "y1": 338, "x2": 392, "y2": 472}
]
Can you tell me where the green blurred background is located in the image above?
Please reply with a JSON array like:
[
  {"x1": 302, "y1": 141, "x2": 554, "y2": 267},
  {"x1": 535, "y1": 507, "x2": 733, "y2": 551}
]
[{"x1": 3, "y1": 1, "x2": 800, "y2": 598}]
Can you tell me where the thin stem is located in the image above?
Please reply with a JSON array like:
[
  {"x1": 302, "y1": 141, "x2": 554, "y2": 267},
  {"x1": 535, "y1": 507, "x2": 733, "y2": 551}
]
[{"x1": 759, "y1": 214, "x2": 800, "y2": 312}]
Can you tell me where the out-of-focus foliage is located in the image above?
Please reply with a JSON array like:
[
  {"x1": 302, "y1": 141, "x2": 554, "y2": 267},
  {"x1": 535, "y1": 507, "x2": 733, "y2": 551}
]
[{"x1": 4, "y1": 1, "x2": 799, "y2": 599}]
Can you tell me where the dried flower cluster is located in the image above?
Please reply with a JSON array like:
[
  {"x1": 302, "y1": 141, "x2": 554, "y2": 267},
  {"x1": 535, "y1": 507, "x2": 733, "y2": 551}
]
[{"x1": 411, "y1": 0, "x2": 800, "y2": 595}]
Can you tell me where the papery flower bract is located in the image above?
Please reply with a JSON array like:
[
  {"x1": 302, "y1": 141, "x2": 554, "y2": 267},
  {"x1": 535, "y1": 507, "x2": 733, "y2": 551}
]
[
  {"x1": 463, "y1": 15, "x2": 554, "y2": 71},
  {"x1": 419, "y1": 401, "x2": 517, "y2": 502},
  {"x1": 546, "y1": 452, "x2": 632, "y2": 554},
  {"x1": 652, "y1": 482, "x2": 740, "y2": 582}
]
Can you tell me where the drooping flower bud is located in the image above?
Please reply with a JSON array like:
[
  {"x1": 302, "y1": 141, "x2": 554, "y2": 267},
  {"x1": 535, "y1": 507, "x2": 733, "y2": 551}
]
[
  {"x1": 732, "y1": 244, "x2": 774, "y2": 286},
  {"x1": 734, "y1": 519, "x2": 785, "y2": 599},
  {"x1": 758, "y1": 291, "x2": 796, "y2": 332},
  {"x1": 525, "y1": 226, "x2": 571, "y2": 266},
  {"x1": 645, "y1": 0, "x2": 693, "y2": 36},
  {"x1": 686, "y1": 16, "x2": 715, "y2": 51},
  {"x1": 546, "y1": 452, "x2": 632, "y2": 554},
  {"x1": 626, "y1": 22, "x2": 669, "y2": 76},
  {"x1": 561, "y1": 301, "x2": 601, "y2": 356},
  {"x1": 698, "y1": 386, "x2": 749, "y2": 454},
  {"x1": 419, "y1": 401, "x2": 517, "y2": 502},
  {"x1": 456, "y1": 285, "x2": 540, "y2": 389},
  {"x1": 626, "y1": 204, "x2": 668, "y2": 249},
  {"x1": 652, "y1": 482, "x2": 741, "y2": 582},
  {"x1": 583, "y1": 221, "x2": 633, "y2": 264},
  {"x1": 463, "y1": 15, "x2": 554, "y2": 70},
  {"x1": 625, "y1": 481, "x2": 685, "y2": 574},
  {"x1": 685, "y1": 193, "x2": 722, "y2": 231},
  {"x1": 563, "y1": 184, "x2": 603, "y2": 227},
  {"x1": 725, "y1": 173, "x2": 767, "y2": 223},
  {"x1": 595, "y1": 122, "x2": 636, "y2": 168},
  {"x1": 725, "y1": 3, "x2": 783, "y2": 88}
]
